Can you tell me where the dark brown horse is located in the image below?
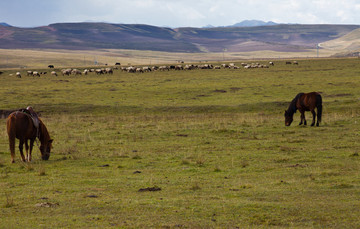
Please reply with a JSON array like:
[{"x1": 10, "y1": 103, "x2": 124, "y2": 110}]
[
  {"x1": 6, "y1": 111, "x2": 53, "y2": 163},
  {"x1": 284, "y1": 92, "x2": 322, "y2": 126}
]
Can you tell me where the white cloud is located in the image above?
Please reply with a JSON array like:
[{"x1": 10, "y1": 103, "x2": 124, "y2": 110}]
[{"x1": 209, "y1": 5, "x2": 219, "y2": 13}]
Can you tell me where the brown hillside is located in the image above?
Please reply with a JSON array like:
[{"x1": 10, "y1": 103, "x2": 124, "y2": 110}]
[
  {"x1": 0, "y1": 23, "x2": 359, "y2": 53},
  {"x1": 321, "y1": 28, "x2": 360, "y2": 51}
]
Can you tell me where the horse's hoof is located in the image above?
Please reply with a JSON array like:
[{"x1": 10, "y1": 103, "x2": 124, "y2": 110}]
[{"x1": 311, "y1": 123, "x2": 315, "y2": 126}]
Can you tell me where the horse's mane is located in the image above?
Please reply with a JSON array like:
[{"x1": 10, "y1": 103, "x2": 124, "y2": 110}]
[{"x1": 286, "y1": 93, "x2": 304, "y2": 115}]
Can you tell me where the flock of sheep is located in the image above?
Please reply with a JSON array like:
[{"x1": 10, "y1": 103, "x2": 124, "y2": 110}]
[
  {"x1": 13, "y1": 68, "x2": 114, "y2": 77},
  {"x1": 60, "y1": 68, "x2": 114, "y2": 76},
  {"x1": 6, "y1": 61, "x2": 301, "y2": 78},
  {"x1": 120, "y1": 61, "x2": 279, "y2": 73},
  {"x1": 9, "y1": 70, "x2": 49, "y2": 78}
]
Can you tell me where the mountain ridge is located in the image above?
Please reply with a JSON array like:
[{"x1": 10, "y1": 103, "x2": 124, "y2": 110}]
[
  {"x1": 230, "y1": 20, "x2": 278, "y2": 27},
  {"x1": 0, "y1": 22, "x2": 11, "y2": 27},
  {"x1": 203, "y1": 20, "x2": 278, "y2": 28},
  {"x1": 0, "y1": 22, "x2": 359, "y2": 53}
]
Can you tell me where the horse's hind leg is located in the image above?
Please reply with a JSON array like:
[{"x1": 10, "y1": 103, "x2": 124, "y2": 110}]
[
  {"x1": 25, "y1": 140, "x2": 30, "y2": 162},
  {"x1": 18, "y1": 140, "x2": 26, "y2": 162},
  {"x1": 8, "y1": 136, "x2": 16, "y2": 163},
  {"x1": 311, "y1": 110, "x2": 316, "y2": 126},
  {"x1": 28, "y1": 139, "x2": 35, "y2": 162}
]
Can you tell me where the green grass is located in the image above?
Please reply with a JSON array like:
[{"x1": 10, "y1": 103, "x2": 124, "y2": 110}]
[{"x1": 0, "y1": 58, "x2": 360, "y2": 228}]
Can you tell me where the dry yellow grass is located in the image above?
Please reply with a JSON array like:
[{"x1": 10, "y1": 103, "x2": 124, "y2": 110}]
[
  {"x1": 0, "y1": 47, "x2": 340, "y2": 69},
  {"x1": 320, "y1": 28, "x2": 360, "y2": 51}
]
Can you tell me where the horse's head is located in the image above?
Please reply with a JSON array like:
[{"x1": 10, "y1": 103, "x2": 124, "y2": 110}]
[
  {"x1": 40, "y1": 139, "x2": 53, "y2": 160},
  {"x1": 284, "y1": 110, "x2": 293, "y2": 126}
]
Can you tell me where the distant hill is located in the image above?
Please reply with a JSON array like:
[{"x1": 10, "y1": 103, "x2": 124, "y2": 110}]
[
  {"x1": 175, "y1": 24, "x2": 360, "y2": 52},
  {"x1": 320, "y1": 28, "x2": 360, "y2": 57},
  {"x1": 0, "y1": 22, "x2": 11, "y2": 27},
  {"x1": 0, "y1": 22, "x2": 359, "y2": 53},
  {"x1": 203, "y1": 25, "x2": 215, "y2": 28},
  {"x1": 204, "y1": 20, "x2": 278, "y2": 28},
  {"x1": 230, "y1": 20, "x2": 278, "y2": 27}
]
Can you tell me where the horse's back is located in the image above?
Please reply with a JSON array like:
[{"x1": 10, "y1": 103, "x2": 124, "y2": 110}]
[
  {"x1": 306, "y1": 92, "x2": 322, "y2": 105},
  {"x1": 301, "y1": 92, "x2": 321, "y2": 110},
  {"x1": 306, "y1": 92, "x2": 321, "y2": 98},
  {"x1": 6, "y1": 112, "x2": 34, "y2": 139}
]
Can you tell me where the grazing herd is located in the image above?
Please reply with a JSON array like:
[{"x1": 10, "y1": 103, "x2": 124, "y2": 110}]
[
  {"x1": 120, "y1": 61, "x2": 282, "y2": 73},
  {"x1": 26, "y1": 71, "x2": 42, "y2": 77},
  {"x1": 4, "y1": 61, "x2": 300, "y2": 78},
  {"x1": 60, "y1": 68, "x2": 114, "y2": 76}
]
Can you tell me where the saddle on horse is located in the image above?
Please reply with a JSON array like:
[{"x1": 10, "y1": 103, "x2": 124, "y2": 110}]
[{"x1": 18, "y1": 106, "x2": 40, "y2": 129}]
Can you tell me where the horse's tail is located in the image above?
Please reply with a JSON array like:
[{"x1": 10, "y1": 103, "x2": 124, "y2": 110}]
[
  {"x1": 316, "y1": 94, "x2": 322, "y2": 123},
  {"x1": 6, "y1": 113, "x2": 16, "y2": 137},
  {"x1": 6, "y1": 113, "x2": 17, "y2": 162}
]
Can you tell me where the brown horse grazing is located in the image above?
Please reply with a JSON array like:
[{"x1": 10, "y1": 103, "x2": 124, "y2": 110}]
[
  {"x1": 284, "y1": 92, "x2": 322, "y2": 126},
  {"x1": 6, "y1": 111, "x2": 53, "y2": 163}
]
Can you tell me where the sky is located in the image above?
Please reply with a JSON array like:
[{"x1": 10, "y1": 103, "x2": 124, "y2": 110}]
[{"x1": 0, "y1": 0, "x2": 360, "y2": 28}]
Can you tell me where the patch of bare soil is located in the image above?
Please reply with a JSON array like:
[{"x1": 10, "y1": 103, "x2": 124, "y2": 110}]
[
  {"x1": 138, "y1": 186, "x2": 162, "y2": 192},
  {"x1": 287, "y1": 163, "x2": 308, "y2": 168},
  {"x1": 326, "y1": 93, "x2": 353, "y2": 98},
  {"x1": 212, "y1": 89, "x2": 227, "y2": 93}
]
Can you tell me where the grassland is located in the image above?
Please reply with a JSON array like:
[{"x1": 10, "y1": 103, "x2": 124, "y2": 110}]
[{"x1": 0, "y1": 58, "x2": 359, "y2": 228}]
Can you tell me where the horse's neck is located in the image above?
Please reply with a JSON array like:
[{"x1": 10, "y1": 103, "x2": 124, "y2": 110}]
[
  {"x1": 38, "y1": 122, "x2": 49, "y2": 142},
  {"x1": 287, "y1": 98, "x2": 298, "y2": 114}
]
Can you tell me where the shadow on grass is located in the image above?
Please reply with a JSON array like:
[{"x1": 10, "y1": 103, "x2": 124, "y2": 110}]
[
  {"x1": 2, "y1": 99, "x2": 354, "y2": 118},
  {"x1": 30, "y1": 101, "x2": 290, "y2": 115}
]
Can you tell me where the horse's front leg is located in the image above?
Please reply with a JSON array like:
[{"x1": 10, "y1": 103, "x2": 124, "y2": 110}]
[
  {"x1": 311, "y1": 110, "x2": 316, "y2": 126},
  {"x1": 299, "y1": 111, "x2": 305, "y2": 125},
  {"x1": 18, "y1": 140, "x2": 26, "y2": 162}
]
